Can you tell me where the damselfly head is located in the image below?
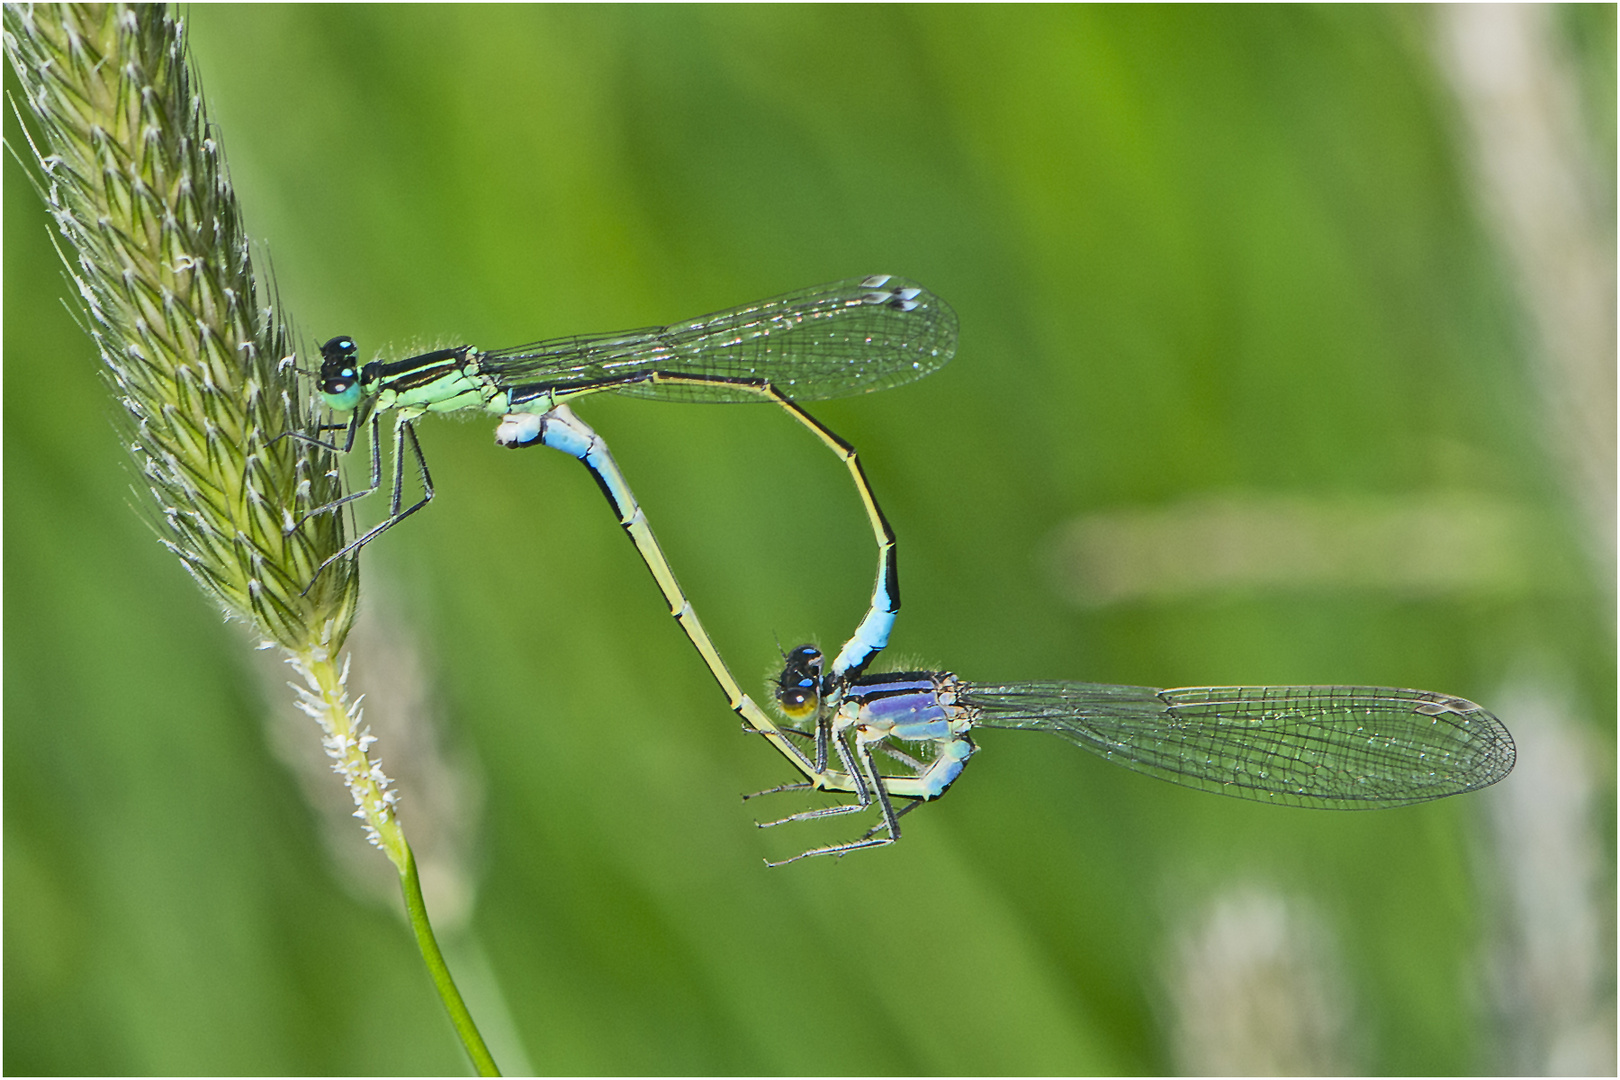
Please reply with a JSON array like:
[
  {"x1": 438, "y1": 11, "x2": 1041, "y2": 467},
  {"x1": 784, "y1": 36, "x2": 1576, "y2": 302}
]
[
  {"x1": 318, "y1": 336, "x2": 364, "y2": 412},
  {"x1": 775, "y1": 644, "x2": 824, "y2": 721}
]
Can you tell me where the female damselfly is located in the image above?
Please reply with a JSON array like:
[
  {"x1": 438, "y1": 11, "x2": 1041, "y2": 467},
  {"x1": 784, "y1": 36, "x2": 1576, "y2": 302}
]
[{"x1": 755, "y1": 644, "x2": 1516, "y2": 864}]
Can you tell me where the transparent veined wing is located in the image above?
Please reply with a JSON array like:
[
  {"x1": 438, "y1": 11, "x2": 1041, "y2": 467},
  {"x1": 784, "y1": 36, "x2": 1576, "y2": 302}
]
[
  {"x1": 963, "y1": 682, "x2": 1515, "y2": 808},
  {"x1": 477, "y1": 275, "x2": 957, "y2": 405}
]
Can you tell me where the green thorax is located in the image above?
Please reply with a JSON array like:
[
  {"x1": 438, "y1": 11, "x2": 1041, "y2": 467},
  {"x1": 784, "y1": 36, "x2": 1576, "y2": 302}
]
[{"x1": 365, "y1": 345, "x2": 499, "y2": 415}]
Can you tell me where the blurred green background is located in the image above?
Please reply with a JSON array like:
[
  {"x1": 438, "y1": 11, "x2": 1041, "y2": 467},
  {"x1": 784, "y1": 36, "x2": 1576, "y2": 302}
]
[{"x1": 6, "y1": 6, "x2": 1614, "y2": 1075}]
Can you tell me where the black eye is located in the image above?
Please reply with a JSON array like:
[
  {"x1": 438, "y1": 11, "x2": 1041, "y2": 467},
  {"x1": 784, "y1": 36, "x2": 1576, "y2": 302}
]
[{"x1": 320, "y1": 335, "x2": 357, "y2": 361}]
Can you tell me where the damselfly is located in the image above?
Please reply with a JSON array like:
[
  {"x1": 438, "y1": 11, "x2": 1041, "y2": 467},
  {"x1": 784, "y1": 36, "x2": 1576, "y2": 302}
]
[
  {"x1": 286, "y1": 274, "x2": 956, "y2": 651},
  {"x1": 755, "y1": 644, "x2": 1516, "y2": 864}
]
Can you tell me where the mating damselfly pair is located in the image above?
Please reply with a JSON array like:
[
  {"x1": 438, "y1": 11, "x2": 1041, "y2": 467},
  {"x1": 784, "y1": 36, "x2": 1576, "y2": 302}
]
[{"x1": 289, "y1": 275, "x2": 1515, "y2": 864}]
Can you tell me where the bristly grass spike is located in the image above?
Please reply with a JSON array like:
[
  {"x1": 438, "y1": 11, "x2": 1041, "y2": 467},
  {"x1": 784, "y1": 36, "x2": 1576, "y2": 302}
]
[{"x1": 6, "y1": 7, "x2": 496, "y2": 1068}]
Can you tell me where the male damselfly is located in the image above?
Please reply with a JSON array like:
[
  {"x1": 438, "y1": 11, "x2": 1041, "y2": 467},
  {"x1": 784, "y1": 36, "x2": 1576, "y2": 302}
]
[{"x1": 288, "y1": 273, "x2": 955, "y2": 663}]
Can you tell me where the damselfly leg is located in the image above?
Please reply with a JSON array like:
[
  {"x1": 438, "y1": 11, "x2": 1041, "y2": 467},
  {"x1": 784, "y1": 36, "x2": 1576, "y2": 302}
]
[
  {"x1": 274, "y1": 410, "x2": 434, "y2": 594},
  {"x1": 304, "y1": 414, "x2": 434, "y2": 587}
]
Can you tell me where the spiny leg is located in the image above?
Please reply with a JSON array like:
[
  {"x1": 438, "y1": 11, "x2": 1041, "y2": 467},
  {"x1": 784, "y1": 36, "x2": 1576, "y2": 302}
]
[
  {"x1": 761, "y1": 787, "x2": 892, "y2": 866},
  {"x1": 816, "y1": 701, "x2": 833, "y2": 774},
  {"x1": 302, "y1": 413, "x2": 435, "y2": 591},
  {"x1": 741, "y1": 780, "x2": 815, "y2": 802},
  {"x1": 767, "y1": 730, "x2": 911, "y2": 865},
  {"x1": 268, "y1": 406, "x2": 362, "y2": 458},
  {"x1": 274, "y1": 409, "x2": 379, "y2": 528},
  {"x1": 853, "y1": 794, "x2": 927, "y2": 845},
  {"x1": 855, "y1": 732, "x2": 905, "y2": 846},
  {"x1": 755, "y1": 724, "x2": 873, "y2": 830}
]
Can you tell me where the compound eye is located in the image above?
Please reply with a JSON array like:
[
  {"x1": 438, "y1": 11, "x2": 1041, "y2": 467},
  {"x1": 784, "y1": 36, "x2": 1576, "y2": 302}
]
[
  {"x1": 775, "y1": 681, "x2": 820, "y2": 722},
  {"x1": 320, "y1": 335, "x2": 357, "y2": 362}
]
